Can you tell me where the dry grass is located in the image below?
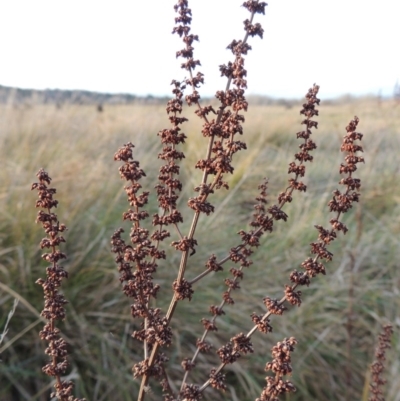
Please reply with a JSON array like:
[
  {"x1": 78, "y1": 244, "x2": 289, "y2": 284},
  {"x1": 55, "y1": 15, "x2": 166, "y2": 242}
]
[{"x1": 0, "y1": 95, "x2": 399, "y2": 400}]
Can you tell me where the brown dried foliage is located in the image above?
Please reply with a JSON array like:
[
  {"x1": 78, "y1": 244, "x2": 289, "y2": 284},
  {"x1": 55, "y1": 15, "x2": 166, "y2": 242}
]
[
  {"x1": 30, "y1": 1, "x2": 374, "y2": 401},
  {"x1": 32, "y1": 169, "x2": 85, "y2": 401},
  {"x1": 369, "y1": 324, "x2": 393, "y2": 401},
  {"x1": 256, "y1": 337, "x2": 297, "y2": 401}
]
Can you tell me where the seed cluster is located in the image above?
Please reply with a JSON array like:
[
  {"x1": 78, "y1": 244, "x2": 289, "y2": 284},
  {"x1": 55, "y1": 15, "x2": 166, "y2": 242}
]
[
  {"x1": 136, "y1": 2, "x2": 269, "y2": 398},
  {"x1": 112, "y1": 143, "x2": 173, "y2": 378},
  {"x1": 29, "y1": 0, "x2": 372, "y2": 400},
  {"x1": 256, "y1": 337, "x2": 297, "y2": 401},
  {"x1": 261, "y1": 116, "x2": 364, "y2": 317},
  {"x1": 184, "y1": 0, "x2": 267, "y2": 218},
  {"x1": 369, "y1": 324, "x2": 393, "y2": 401},
  {"x1": 185, "y1": 115, "x2": 364, "y2": 399},
  {"x1": 32, "y1": 169, "x2": 85, "y2": 401},
  {"x1": 183, "y1": 84, "x2": 319, "y2": 380}
]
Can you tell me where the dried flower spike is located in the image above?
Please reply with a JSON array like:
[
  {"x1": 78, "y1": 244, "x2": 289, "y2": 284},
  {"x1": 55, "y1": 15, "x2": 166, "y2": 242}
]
[
  {"x1": 32, "y1": 169, "x2": 85, "y2": 401},
  {"x1": 112, "y1": 142, "x2": 172, "y2": 354},
  {"x1": 369, "y1": 324, "x2": 393, "y2": 401},
  {"x1": 257, "y1": 337, "x2": 297, "y2": 401}
]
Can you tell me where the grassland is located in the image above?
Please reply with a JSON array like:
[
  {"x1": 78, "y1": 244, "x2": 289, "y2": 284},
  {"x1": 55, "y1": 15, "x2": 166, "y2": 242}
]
[{"x1": 0, "y1": 97, "x2": 399, "y2": 401}]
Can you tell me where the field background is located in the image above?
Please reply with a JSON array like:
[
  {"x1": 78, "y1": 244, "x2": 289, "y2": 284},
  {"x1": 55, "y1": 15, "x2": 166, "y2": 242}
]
[{"x1": 0, "y1": 96, "x2": 399, "y2": 401}]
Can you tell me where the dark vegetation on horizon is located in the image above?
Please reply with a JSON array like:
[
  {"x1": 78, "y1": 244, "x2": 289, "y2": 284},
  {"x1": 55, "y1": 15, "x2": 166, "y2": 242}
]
[{"x1": 1, "y1": 84, "x2": 395, "y2": 108}]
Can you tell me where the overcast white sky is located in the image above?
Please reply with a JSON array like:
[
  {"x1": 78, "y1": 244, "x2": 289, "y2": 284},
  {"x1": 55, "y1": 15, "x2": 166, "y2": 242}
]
[{"x1": 0, "y1": 0, "x2": 399, "y2": 99}]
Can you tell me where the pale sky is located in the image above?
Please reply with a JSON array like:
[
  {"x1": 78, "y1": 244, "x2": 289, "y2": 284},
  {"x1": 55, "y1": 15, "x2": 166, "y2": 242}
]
[{"x1": 0, "y1": 0, "x2": 399, "y2": 99}]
